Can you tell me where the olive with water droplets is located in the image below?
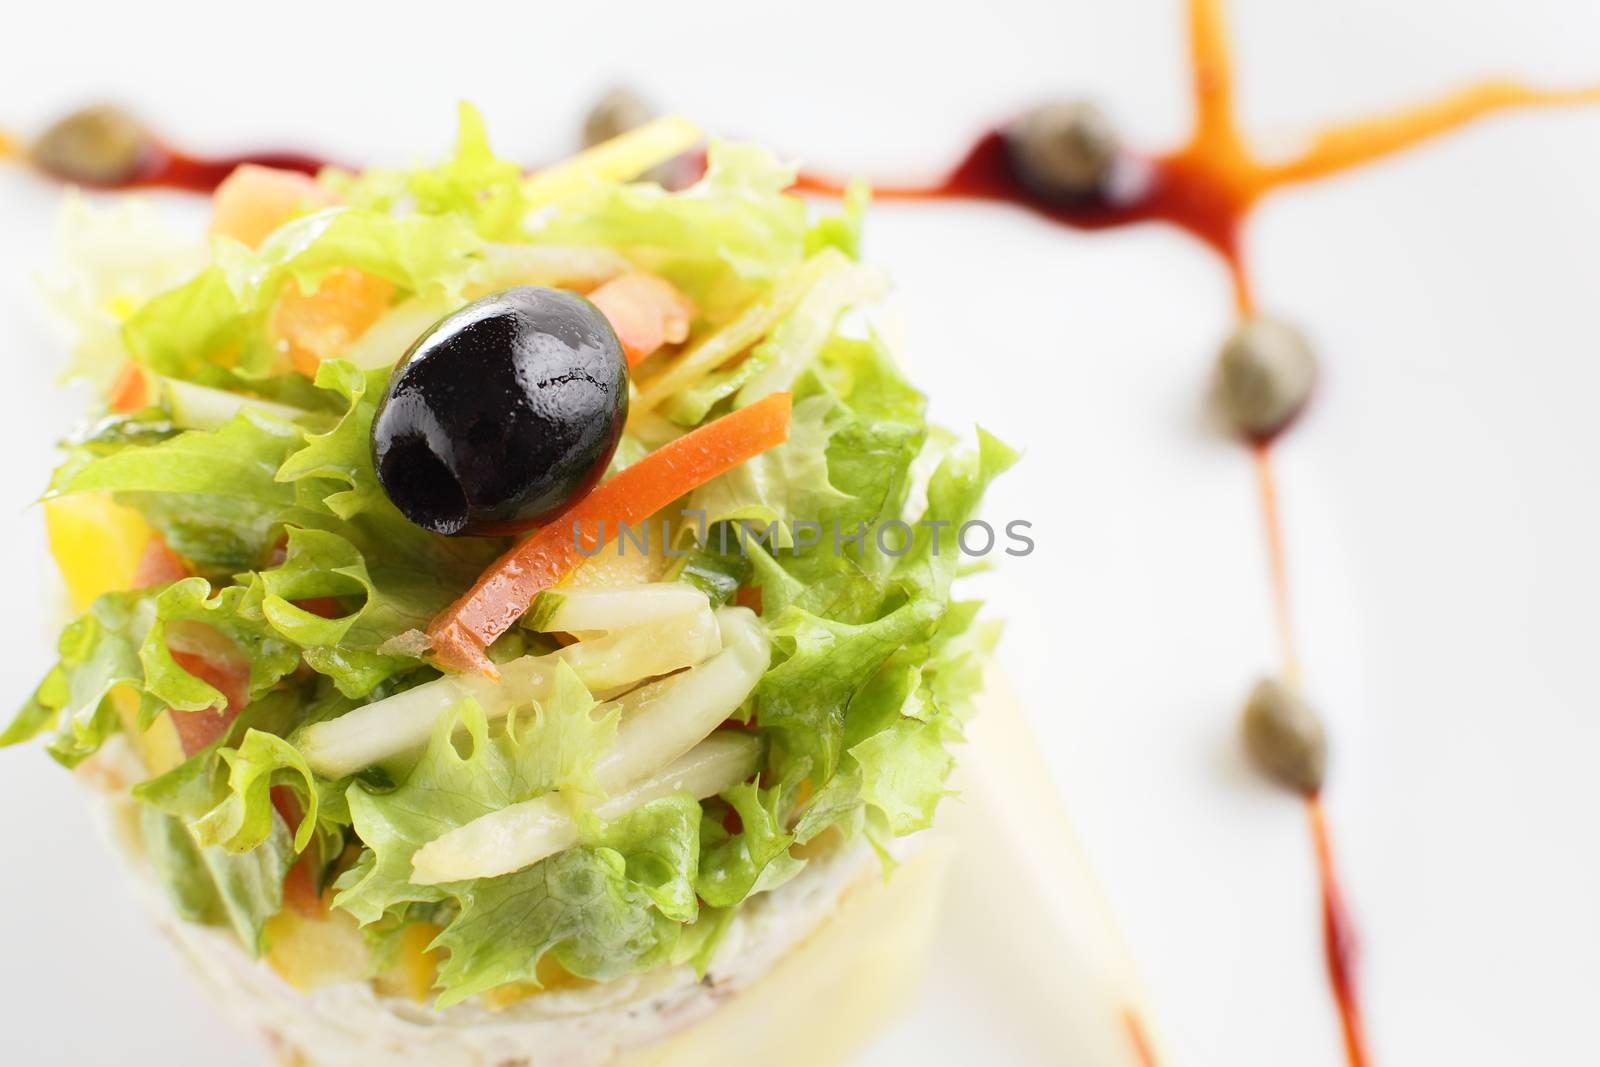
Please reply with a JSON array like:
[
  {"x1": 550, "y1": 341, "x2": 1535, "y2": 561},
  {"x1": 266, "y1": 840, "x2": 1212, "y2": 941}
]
[{"x1": 371, "y1": 286, "x2": 628, "y2": 536}]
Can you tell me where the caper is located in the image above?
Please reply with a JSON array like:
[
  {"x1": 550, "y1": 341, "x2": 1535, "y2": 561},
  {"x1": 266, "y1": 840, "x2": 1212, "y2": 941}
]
[
  {"x1": 1004, "y1": 100, "x2": 1120, "y2": 202},
  {"x1": 580, "y1": 85, "x2": 687, "y2": 188},
  {"x1": 31, "y1": 104, "x2": 150, "y2": 185},
  {"x1": 1241, "y1": 677, "x2": 1327, "y2": 794},
  {"x1": 1215, "y1": 316, "x2": 1318, "y2": 439},
  {"x1": 582, "y1": 85, "x2": 657, "y2": 148}
]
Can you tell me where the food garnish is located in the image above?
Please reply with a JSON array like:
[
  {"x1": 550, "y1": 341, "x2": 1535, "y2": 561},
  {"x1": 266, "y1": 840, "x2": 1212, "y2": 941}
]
[
  {"x1": 1215, "y1": 316, "x2": 1319, "y2": 440},
  {"x1": 1241, "y1": 676, "x2": 1328, "y2": 794},
  {"x1": 425, "y1": 391, "x2": 793, "y2": 676},
  {"x1": 370, "y1": 286, "x2": 630, "y2": 535}
]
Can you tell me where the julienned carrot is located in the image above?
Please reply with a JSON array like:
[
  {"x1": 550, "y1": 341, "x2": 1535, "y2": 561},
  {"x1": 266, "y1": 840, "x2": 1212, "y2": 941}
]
[
  {"x1": 587, "y1": 272, "x2": 696, "y2": 367},
  {"x1": 428, "y1": 392, "x2": 792, "y2": 676}
]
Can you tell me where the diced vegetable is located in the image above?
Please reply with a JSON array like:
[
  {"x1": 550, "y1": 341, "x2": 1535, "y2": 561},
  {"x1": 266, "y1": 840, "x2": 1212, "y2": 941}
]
[
  {"x1": 44, "y1": 494, "x2": 155, "y2": 611},
  {"x1": 263, "y1": 906, "x2": 369, "y2": 992},
  {"x1": 211, "y1": 164, "x2": 338, "y2": 249},
  {"x1": 586, "y1": 272, "x2": 695, "y2": 366},
  {"x1": 411, "y1": 729, "x2": 762, "y2": 884},
  {"x1": 108, "y1": 362, "x2": 151, "y2": 413},
  {"x1": 427, "y1": 393, "x2": 792, "y2": 676},
  {"x1": 271, "y1": 266, "x2": 395, "y2": 377},
  {"x1": 372, "y1": 922, "x2": 444, "y2": 1001},
  {"x1": 631, "y1": 250, "x2": 840, "y2": 416},
  {"x1": 340, "y1": 294, "x2": 453, "y2": 370},
  {"x1": 296, "y1": 609, "x2": 721, "y2": 779},
  {"x1": 166, "y1": 636, "x2": 250, "y2": 756},
  {"x1": 131, "y1": 535, "x2": 188, "y2": 587}
]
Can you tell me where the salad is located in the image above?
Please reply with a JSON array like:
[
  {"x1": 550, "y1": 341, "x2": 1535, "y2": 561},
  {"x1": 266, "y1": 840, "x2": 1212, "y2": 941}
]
[{"x1": 5, "y1": 105, "x2": 1009, "y2": 1053}]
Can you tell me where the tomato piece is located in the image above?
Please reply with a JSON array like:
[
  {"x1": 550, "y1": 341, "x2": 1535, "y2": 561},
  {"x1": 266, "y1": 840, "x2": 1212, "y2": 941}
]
[
  {"x1": 108, "y1": 362, "x2": 152, "y2": 413},
  {"x1": 292, "y1": 597, "x2": 344, "y2": 620},
  {"x1": 166, "y1": 631, "x2": 250, "y2": 757},
  {"x1": 273, "y1": 786, "x2": 327, "y2": 918},
  {"x1": 131, "y1": 535, "x2": 188, "y2": 588},
  {"x1": 427, "y1": 392, "x2": 792, "y2": 675},
  {"x1": 586, "y1": 272, "x2": 695, "y2": 366},
  {"x1": 210, "y1": 164, "x2": 336, "y2": 249}
]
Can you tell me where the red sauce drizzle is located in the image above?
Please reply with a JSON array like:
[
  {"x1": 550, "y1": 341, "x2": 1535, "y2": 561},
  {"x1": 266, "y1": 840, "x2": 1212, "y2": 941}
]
[
  {"x1": 118, "y1": 141, "x2": 332, "y2": 193},
  {"x1": 1310, "y1": 797, "x2": 1367, "y2": 1067}
]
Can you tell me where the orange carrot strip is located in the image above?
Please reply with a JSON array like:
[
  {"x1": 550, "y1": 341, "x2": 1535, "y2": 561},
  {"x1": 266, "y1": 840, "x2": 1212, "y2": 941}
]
[
  {"x1": 428, "y1": 392, "x2": 792, "y2": 676},
  {"x1": 587, "y1": 272, "x2": 696, "y2": 367}
]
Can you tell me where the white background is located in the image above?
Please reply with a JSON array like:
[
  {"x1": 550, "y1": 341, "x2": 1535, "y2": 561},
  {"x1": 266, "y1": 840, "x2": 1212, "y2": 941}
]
[{"x1": 2, "y1": 0, "x2": 1599, "y2": 1064}]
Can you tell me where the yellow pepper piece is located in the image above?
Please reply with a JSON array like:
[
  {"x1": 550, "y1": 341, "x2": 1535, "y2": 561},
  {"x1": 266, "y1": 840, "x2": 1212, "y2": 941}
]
[
  {"x1": 44, "y1": 494, "x2": 154, "y2": 612},
  {"x1": 109, "y1": 688, "x2": 185, "y2": 777},
  {"x1": 265, "y1": 908, "x2": 370, "y2": 993},
  {"x1": 372, "y1": 921, "x2": 445, "y2": 1003},
  {"x1": 522, "y1": 115, "x2": 701, "y2": 211}
]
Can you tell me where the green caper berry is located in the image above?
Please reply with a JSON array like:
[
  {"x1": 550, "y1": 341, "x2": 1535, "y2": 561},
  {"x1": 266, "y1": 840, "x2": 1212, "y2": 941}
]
[
  {"x1": 582, "y1": 86, "x2": 656, "y2": 148},
  {"x1": 1241, "y1": 677, "x2": 1327, "y2": 794},
  {"x1": 1005, "y1": 100, "x2": 1120, "y2": 201},
  {"x1": 580, "y1": 85, "x2": 685, "y2": 188},
  {"x1": 31, "y1": 104, "x2": 149, "y2": 185},
  {"x1": 1215, "y1": 316, "x2": 1318, "y2": 438}
]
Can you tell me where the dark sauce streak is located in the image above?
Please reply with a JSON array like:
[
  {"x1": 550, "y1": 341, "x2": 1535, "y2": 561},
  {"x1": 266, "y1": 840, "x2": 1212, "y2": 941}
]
[
  {"x1": 795, "y1": 132, "x2": 1254, "y2": 310},
  {"x1": 100, "y1": 141, "x2": 331, "y2": 194},
  {"x1": 129, "y1": 143, "x2": 331, "y2": 193}
]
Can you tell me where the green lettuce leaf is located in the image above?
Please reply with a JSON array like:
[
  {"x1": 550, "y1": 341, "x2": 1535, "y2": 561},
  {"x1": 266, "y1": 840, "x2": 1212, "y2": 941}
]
[
  {"x1": 536, "y1": 141, "x2": 806, "y2": 284},
  {"x1": 124, "y1": 205, "x2": 479, "y2": 382},
  {"x1": 430, "y1": 794, "x2": 700, "y2": 1007},
  {"x1": 140, "y1": 801, "x2": 293, "y2": 955}
]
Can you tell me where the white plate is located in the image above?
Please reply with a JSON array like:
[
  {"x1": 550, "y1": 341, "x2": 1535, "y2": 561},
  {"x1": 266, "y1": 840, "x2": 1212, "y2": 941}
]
[{"x1": 2, "y1": 1, "x2": 1599, "y2": 1064}]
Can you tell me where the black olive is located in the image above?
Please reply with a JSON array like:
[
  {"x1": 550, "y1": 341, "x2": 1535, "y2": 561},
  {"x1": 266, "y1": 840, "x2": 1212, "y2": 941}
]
[
  {"x1": 371, "y1": 286, "x2": 628, "y2": 536},
  {"x1": 1004, "y1": 100, "x2": 1120, "y2": 203}
]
